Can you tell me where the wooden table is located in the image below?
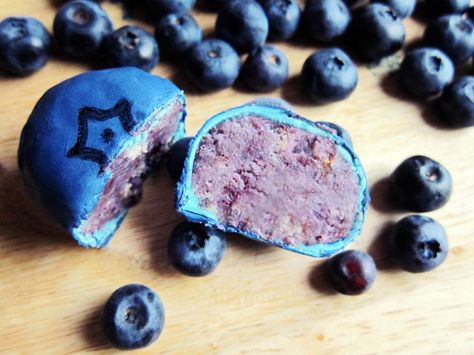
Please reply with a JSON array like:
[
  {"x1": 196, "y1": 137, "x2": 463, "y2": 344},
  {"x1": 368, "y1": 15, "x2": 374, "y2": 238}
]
[{"x1": 1, "y1": 1, "x2": 473, "y2": 353}]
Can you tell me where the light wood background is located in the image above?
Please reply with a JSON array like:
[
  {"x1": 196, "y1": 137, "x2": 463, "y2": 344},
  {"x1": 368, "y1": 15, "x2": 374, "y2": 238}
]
[{"x1": 1, "y1": 1, "x2": 473, "y2": 354}]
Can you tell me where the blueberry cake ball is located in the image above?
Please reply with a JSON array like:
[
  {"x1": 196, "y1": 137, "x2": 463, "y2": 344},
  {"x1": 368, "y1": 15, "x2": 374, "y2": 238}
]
[
  {"x1": 18, "y1": 67, "x2": 186, "y2": 247},
  {"x1": 176, "y1": 104, "x2": 369, "y2": 258}
]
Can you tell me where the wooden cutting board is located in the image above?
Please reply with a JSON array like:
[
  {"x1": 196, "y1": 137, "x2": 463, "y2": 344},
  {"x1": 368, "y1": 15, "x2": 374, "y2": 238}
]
[{"x1": 1, "y1": 1, "x2": 473, "y2": 353}]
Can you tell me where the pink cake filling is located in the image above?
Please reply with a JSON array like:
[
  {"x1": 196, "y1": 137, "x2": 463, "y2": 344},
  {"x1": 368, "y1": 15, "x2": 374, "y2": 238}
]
[
  {"x1": 81, "y1": 100, "x2": 183, "y2": 236},
  {"x1": 191, "y1": 116, "x2": 360, "y2": 246}
]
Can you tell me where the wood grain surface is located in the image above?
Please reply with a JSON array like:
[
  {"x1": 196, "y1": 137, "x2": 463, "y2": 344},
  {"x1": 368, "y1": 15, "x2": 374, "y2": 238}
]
[{"x1": 1, "y1": 1, "x2": 474, "y2": 354}]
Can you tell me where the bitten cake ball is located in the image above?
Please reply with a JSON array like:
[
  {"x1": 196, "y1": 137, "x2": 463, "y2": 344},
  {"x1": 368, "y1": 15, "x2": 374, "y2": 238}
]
[
  {"x1": 18, "y1": 67, "x2": 186, "y2": 247},
  {"x1": 176, "y1": 104, "x2": 369, "y2": 258}
]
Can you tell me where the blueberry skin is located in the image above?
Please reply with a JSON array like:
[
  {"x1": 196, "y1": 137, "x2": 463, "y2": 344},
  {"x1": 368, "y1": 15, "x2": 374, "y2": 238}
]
[
  {"x1": 154, "y1": 13, "x2": 202, "y2": 58},
  {"x1": 102, "y1": 284, "x2": 165, "y2": 349},
  {"x1": 168, "y1": 222, "x2": 227, "y2": 276},
  {"x1": 262, "y1": 0, "x2": 301, "y2": 41},
  {"x1": 103, "y1": 26, "x2": 159, "y2": 71},
  {"x1": 349, "y1": 3, "x2": 406, "y2": 62},
  {"x1": 302, "y1": 48, "x2": 358, "y2": 103},
  {"x1": 424, "y1": 0, "x2": 470, "y2": 17},
  {"x1": 0, "y1": 17, "x2": 51, "y2": 76},
  {"x1": 146, "y1": 0, "x2": 197, "y2": 16},
  {"x1": 399, "y1": 47, "x2": 454, "y2": 99},
  {"x1": 303, "y1": 0, "x2": 351, "y2": 43},
  {"x1": 371, "y1": 0, "x2": 416, "y2": 19},
  {"x1": 215, "y1": 0, "x2": 269, "y2": 53},
  {"x1": 185, "y1": 39, "x2": 240, "y2": 92},
  {"x1": 390, "y1": 155, "x2": 452, "y2": 212},
  {"x1": 424, "y1": 15, "x2": 474, "y2": 65},
  {"x1": 166, "y1": 137, "x2": 193, "y2": 181},
  {"x1": 315, "y1": 121, "x2": 353, "y2": 149},
  {"x1": 241, "y1": 45, "x2": 289, "y2": 92},
  {"x1": 439, "y1": 76, "x2": 474, "y2": 127},
  {"x1": 390, "y1": 215, "x2": 448, "y2": 273},
  {"x1": 326, "y1": 250, "x2": 377, "y2": 295},
  {"x1": 53, "y1": 0, "x2": 113, "y2": 58}
]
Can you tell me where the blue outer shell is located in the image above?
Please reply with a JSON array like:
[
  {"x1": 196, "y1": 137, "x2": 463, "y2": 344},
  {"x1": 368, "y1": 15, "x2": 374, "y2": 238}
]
[
  {"x1": 176, "y1": 103, "x2": 369, "y2": 258},
  {"x1": 18, "y1": 67, "x2": 186, "y2": 248}
]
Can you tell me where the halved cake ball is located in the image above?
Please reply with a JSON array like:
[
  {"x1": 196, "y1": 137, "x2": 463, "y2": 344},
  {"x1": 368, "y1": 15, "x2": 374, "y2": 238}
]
[
  {"x1": 18, "y1": 67, "x2": 186, "y2": 247},
  {"x1": 176, "y1": 104, "x2": 369, "y2": 258}
]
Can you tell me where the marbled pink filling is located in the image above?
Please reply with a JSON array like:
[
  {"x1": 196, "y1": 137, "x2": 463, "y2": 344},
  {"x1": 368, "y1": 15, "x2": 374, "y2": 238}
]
[{"x1": 191, "y1": 116, "x2": 360, "y2": 246}]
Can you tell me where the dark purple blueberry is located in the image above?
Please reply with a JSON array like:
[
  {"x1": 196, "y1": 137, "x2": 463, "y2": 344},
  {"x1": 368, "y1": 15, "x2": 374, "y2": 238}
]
[
  {"x1": 53, "y1": 0, "x2": 113, "y2": 58},
  {"x1": 390, "y1": 155, "x2": 452, "y2": 212},
  {"x1": 316, "y1": 121, "x2": 353, "y2": 149},
  {"x1": 301, "y1": 47, "x2": 358, "y2": 103},
  {"x1": 103, "y1": 25, "x2": 159, "y2": 71},
  {"x1": 168, "y1": 222, "x2": 227, "y2": 276},
  {"x1": 438, "y1": 76, "x2": 474, "y2": 127},
  {"x1": 0, "y1": 17, "x2": 51, "y2": 76},
  {"x1": 326, "y1": 250, "x2": 377, "y2": 295},
  {"x1": 399, "y1": 47, "x2": 454, "y2": 99},
  {"x1": 166, "y1": 137, "x2": 193, "y2": 181},
  {"x1": 184, "y1": 39, "x2": 240, "y2": 92},
  {"x1": 303, "y1": 0, "x2": 351, "y2": 43},
  {"x1": 371, "y1": 0, "x2": 416, "y2": 19},
  {"x1": 423, "y1": 15, "x2": 474, "y2": 65},
  {"x1": 390, "y1": 215, "x2": 448, "y2": 273},
  {"x1": 154, "y1": 13, "x2": 202, "y2": 58},
  {"x1": 146, "y1": 0, "x2": 196, "y2": 17},
  {"x1": 241, "y1": 45, "x2": 289, "y2": 92},
  {"x1": 215, "y1": 0, "x2": 269, "y2": 53},
  {"x1": 102, "y1": 284, "x2": 165, "y2": 350},
  {"x1": 262, "y1": 0, "x2": 301, "y2": 41},
  {"x1": 349, "y1": 3, "x2": 406, "y2": 62},
  {"x1": 425, "y1": 0, "x2": 470, "y2": 17}
]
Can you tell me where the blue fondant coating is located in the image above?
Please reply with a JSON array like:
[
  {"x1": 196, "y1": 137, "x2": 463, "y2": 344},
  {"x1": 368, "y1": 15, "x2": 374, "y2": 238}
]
[
  {"x1": 19, "y1": 67, "x2": 186, "y2": 247},
  {"x1": 176, "y1": 104, "x2": 369, "y2": 258}
]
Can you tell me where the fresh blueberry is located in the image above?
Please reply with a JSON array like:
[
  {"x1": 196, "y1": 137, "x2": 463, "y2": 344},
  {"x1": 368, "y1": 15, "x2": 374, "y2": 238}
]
[
  {"x1": 316, "y1": 121, "x2": 353, "y2": 149},
  {"x1": 390, "y1": 215, "x2": 448, "y2": 273},
  {"x1": 146, "y1": 0, "x2": 196, "y2": 17},
  {"x1": 262, "y1": 0, "x2": 301, "y2": 41},
  {"x1": 0, "y1": 17, "x2": 51, "y2": 76},
  {"x1": 166, "y1": 137, "x2": 193, "y2": 181},
  {"x1": 185, "y1": 39, "x2": 240, "y2": 92},
  {"x1": 390, "y1": 155, "x2": 452, "y2": 212},
  {"x1": 303, "y1": 0, "x2": 351, "y2": 43},
  {"x1": 154, "y1": 13, "x2": 202, "y2": 58},
  {"x1": 103, "y1": 25, "x2": 159, "y2": 71},
  {"x1": 424, "y1": 0, "x2": 470, "y2": 17},
  {"x1": 399, "y1": 47, "x2": 454, "y2": 99},
  {"x1": 326, "y1": 250, "x2": 377, "y2": 295},
  {"x1": 53, "y1": 0, "x2": 113, "y2": 58},
  {"x1": 349, "y1": 3, "x2": 406, "y2": 62},
  {"x1": 423, "y1": 15, "x2": 474, "y2": 65},
  {"x1": 168, "y1": 221, "x2": 227, "y2": 276},
  {"x1": 371, "y1": 0, "x2": 416, "y2": 19},
  {"x1": 198, "y1": 0, "x2": 231, "y2": 11},
  {"x1": 102, "y1": 284, "x2": 165, "y2": 350},
  {"x1": 301, "y1": 48, "x2": 358, "y2": 103},
  {"x1": 215, "y1": 0, "x2": 269, "y2": 53},
  {"x1": 241, "y1": 45, "x2": 289, "y2": 92},
  {"x1": 438, "y1": 76, "x2": 474, "y2": 127}
]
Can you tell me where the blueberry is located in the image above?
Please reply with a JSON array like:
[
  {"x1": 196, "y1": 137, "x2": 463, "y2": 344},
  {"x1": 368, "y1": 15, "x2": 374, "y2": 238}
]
[
  {"x1": 301, "y1": 48, "x2": 358, "y2": 103},
  {"x1": 316, "y1": 121, "x2": 353, "y2": 149},
  {"x1": 424, "y1": 0, "x2": 470, "y2": 17},
  {"x1": 399, "y1": 47, "x2": 454, "y2": 99},
  {"x1": 423, "y1": 15, "x2": 474, "y2": 65},
  {"x1": 102, "y1": 284, "x2": 165, "y2": 350},
  {"x1": 103, "y1": 26, "x2": 159, "y2": 71},
  {"x1": 168, "y1": 221, "x2": 227, "y2": 276},
  {"x1": 390, "y1": 215, "x2": 448, "y2": 273},
  {"x1": 53, "y1": 0, "x2": 113, "y2": 58},
  {"x1": 154, "y1": 13, "x2": 202, "y2": 58},
  {"x1": 215, "y1": 0, "x2": 269, "y2": 53},
  {"x1": 0, "y1": 17, "x2": 51, "y2": 76},
  {"x1": 241, "y1": 45, "x2": 289, "y2": 92},
  {"x1": 146, "y1": 0, "x2": 196, "y2": 17},
  {"x1": 390, "y1": 155, "x2": 452, "y2": 212},
  {"x1": 349, "y1": 3, "x2": 406, "y2": 62},
  {"x1": 438, "y1": 76, "x2": 474, "y2": 127},
  {"x1": 326, "y1": 250, "x2": 377, "y2": 295},
  {"x1": 262, "y1": 0, "x2": 301, "y2": 41},
  {"x1": 184, "y1": 39, "x2": 240, "y2": 92},
  {"x1": 371, "y1": 0, "x2": 416, "y2": 19},
  {"x1": 166, "y1": 137, "x2": 193, "y2": 181},
  {"x1": 303, "y1": 0, "x2": 351, "y2": 43}
]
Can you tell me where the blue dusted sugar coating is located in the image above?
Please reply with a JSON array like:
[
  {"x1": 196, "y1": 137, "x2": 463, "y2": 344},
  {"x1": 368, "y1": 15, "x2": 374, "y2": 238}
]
[
  {"x1": 175, "y1": 104, "x2": 370, "y2": 258},
  {"x1": 18, "y1": 67, "x2": 186, "y2": 247}
]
